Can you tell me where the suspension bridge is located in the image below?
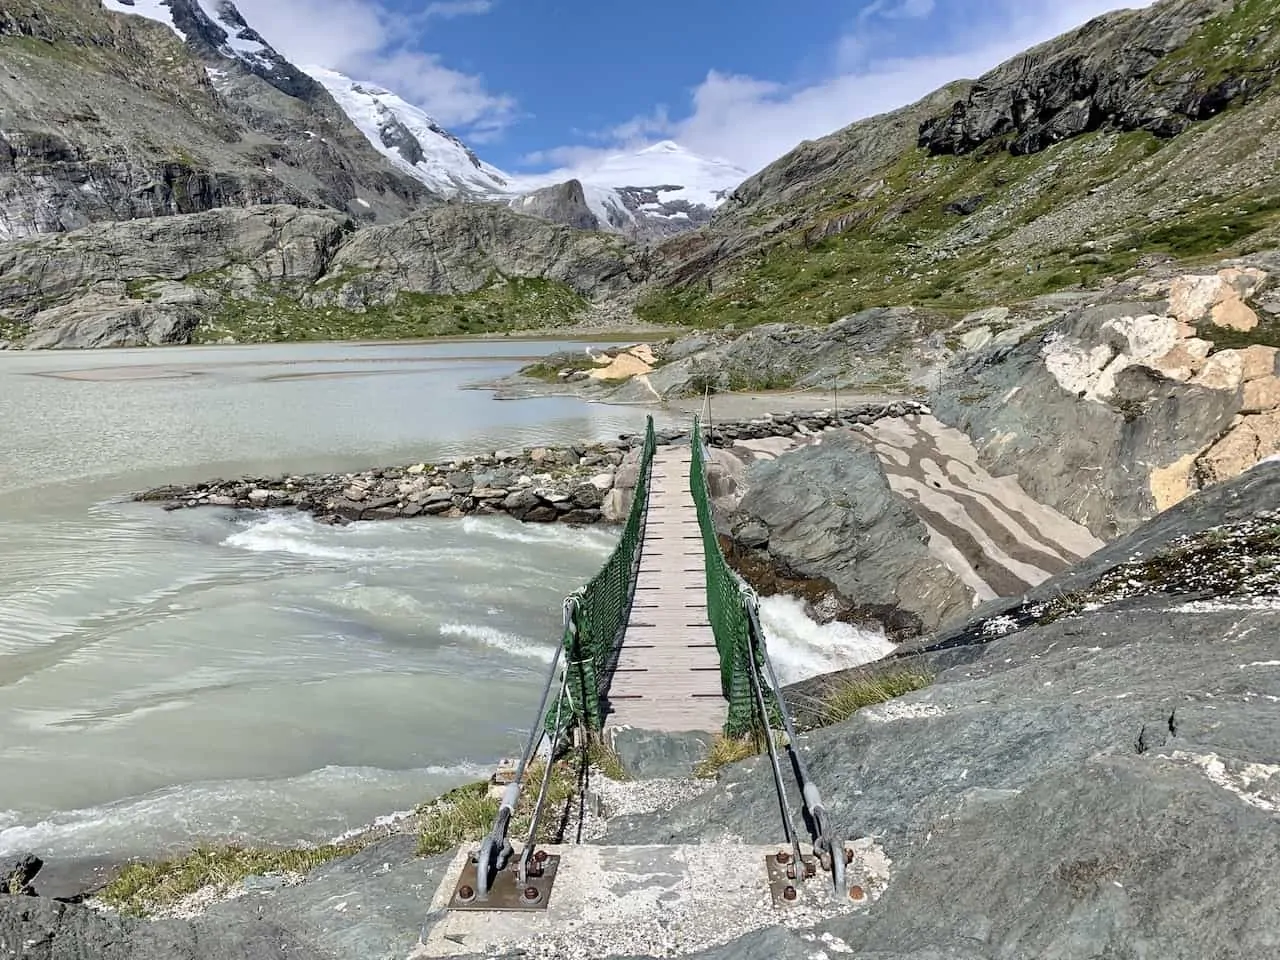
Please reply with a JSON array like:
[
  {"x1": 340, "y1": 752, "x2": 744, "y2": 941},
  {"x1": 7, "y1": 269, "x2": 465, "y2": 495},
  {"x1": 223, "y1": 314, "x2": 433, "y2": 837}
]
[{"x1": 417, "y1": 416, "x2": 868, "y2": 956}]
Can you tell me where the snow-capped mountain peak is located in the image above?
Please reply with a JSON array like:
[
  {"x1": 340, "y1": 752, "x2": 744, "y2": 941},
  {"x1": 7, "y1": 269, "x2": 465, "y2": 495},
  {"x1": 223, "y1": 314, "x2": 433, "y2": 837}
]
[
  {"x1": 102, "y1": 0, "x2": 275, "y2": 70},
  {"x1": 302, "y1": 66, "x2": 510, "y2": 198},
  {"x1": 299, "y1": 65, "x2": 747, "y2": 233},
  {"x1": 102, "y1": 0, "x2": 744, "y2": 236},
  {"x1": 556, "y1": 141, "x2": 748, "y2": 209},
  {"x1": 200, "y1": 0, "x2": 274, "y2": 69},
  {"x1": 512, "y1": 142, "x2": 748, "y2": 237}
]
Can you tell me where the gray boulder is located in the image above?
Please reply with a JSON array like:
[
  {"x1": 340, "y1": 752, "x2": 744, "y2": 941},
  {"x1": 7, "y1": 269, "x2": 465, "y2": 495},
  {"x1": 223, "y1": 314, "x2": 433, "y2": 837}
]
[
  {"x1": 23, "y1": 283, "x2": 210, "y2": 349},
  {"x1": 2, "y1": 853, "x2": 41, "y2": 897},
  {"x1": 732, "y1": 432, "x2": 972, "y2": 632},
  {"x1": 0, "y1": 839, "x2": 454, "y2": 960}
]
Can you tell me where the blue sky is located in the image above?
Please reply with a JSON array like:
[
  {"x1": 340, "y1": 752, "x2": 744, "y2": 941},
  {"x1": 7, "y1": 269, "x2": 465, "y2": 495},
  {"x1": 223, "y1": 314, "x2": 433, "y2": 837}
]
[{"x1": 235, "y1": 0, "x2": 1154, "y2": 176}]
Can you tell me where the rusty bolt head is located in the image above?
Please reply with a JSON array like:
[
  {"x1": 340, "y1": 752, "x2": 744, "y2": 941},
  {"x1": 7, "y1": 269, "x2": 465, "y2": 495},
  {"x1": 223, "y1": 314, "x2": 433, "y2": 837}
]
[
  {"x1": 786, "y1": 865, "x2": 796, "y2": 880},
  {"x1": 457, "y1": 885, "x2": 475, "y2": 902},
  {"x1": 804, "y1": 861, "x2": 817, "y2": 878},
  {"x1": 845, "y1": 849, "x2": 855, "y2": 866},
  {"x1": 849, "y1": 885, "x2": 866, "y2": 902},
  {"x1": 522, "y1": 885, "x2": 541, "y2": 903},
  {"x1": 534, "y1": 850, "x2": 548, "y2": 863},
  {"x1": 776, "y1": 850, "x2": 791, "y2": 864},
  {"x1": 783, "y1": 885, "x2": 797, "y2": 901}
]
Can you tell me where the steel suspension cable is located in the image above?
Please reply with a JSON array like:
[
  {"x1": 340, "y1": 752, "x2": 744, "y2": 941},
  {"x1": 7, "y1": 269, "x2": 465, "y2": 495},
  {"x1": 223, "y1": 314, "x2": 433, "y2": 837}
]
[
  {"x1": 517, "y1": 671, "x2": 571, "y2": 885},
  {"x1": 690, "y1": 414, "x2": 847, "y2": 892},
  {"x1": 473, "y1": 602, "x2": 571, "y2": 898},
  {"x1": 468, "y1": 418, "x2": 658, "y2": 903},
  {"x1": 746, "y1": 599, "x2": 846, "y2": 892},
  {"x1": 742, "y1": 607, "x2": 805, "y2": 874}
]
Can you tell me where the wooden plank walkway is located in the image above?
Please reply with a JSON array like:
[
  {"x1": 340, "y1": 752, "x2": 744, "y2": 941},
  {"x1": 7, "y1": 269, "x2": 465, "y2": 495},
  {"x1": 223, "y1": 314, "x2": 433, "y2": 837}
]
[{"x1": 603, "y1": 445, "x2": 726, "y2": 732}]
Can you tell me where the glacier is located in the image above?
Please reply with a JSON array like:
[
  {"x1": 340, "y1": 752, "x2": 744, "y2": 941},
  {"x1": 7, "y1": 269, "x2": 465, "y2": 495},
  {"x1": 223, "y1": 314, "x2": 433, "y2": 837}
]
[
  {"x1": 528, "y1": 140, "x2": 748, "y2": 212},
  {"x1": 303, "y1": 66, "x2": 511, "y2": 198}
]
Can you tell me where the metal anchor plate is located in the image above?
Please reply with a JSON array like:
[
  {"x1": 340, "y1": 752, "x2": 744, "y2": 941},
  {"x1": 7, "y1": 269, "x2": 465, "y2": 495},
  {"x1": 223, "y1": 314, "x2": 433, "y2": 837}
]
[
  {"x1": 764, "y1": 850, "x2": 818, "y2": 908},
  {"x1": 764, "y1": 842, "x2": 876, "y2": 908},
  {"x1": 447, "y1": 852, "x2": 560, "y2": 912}
]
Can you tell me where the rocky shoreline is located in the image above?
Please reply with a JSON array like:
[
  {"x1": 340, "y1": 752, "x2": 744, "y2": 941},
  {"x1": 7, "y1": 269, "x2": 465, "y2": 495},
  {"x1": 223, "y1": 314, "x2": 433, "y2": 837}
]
[
  {"x1": 134, "y1": 402, "x2": 930, "y2": 525},
  {"x1": 8, "y1": 464, "x2": 1280, "y2": 959}
]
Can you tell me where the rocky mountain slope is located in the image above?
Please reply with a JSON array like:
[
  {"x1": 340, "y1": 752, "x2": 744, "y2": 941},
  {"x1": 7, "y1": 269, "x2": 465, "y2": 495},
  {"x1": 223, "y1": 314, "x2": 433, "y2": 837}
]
[
  {"x1": 931, "y1": 257, "x2": 1280, "y2": 541},
  {"x1": 638, "y1": 0, "x2": 1280, "y2": 327},
  {"x1": 0, "y1": 0, "x2": 431, "y2": 243},
  {"x1": 0, "y1": 0, "x2": 747, "y2": 255},
  {"x1": 0, "y1": 202, "x2": 645, "y2": 348},
  {"x1": 3, "y1": 0, "x2": 1278, "y2": 351}
]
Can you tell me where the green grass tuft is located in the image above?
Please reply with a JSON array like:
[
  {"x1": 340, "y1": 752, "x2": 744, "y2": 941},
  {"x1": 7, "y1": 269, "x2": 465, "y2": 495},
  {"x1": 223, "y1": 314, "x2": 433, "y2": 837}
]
[
  {"x1": 99, "y1": 843, "x2": 358, "y2": 918},
  {"x1": 694, "y1": 734, "x2": 763, "y2": 778},
  {"x1": 586, "y1": 740, "x2": 630, "y2": 781},
  {"x1": 519, "y1": 351, "x2": 601, "y2": 381},
  {"x1": 415, "y1": 759, "x2": 578, "y2": 856},
  {"x1": 0, "y1": 315, "x2": 28, "y2": 343},
  {"x1": 415, "y1": 781, "x2": 500, "y2": 856},
  {"x1": 815, "y1": 670, "x2": 936, "y2": 726}
]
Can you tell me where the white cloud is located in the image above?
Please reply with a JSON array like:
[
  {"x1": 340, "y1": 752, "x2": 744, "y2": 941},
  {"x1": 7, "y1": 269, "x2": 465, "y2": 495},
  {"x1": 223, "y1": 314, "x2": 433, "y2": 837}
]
[
  {"x1": 858, "y1": 0, "x2": 937, "y2": 21},
  {"x1": 424, "y1": 0, "x2": 493, "y2": 18},
  {"x1": 522, "y1": 144, "x2": 617, "y2": 168},
  {"x1": 232, "y1": 0, "x2": 513, "y2": 135},
  {"x1": 525, "y1": 0, "x2": 1159, "y2": 177},
  {"x1": 369, "y1": 48, "x2": 516, "y2": 131}
]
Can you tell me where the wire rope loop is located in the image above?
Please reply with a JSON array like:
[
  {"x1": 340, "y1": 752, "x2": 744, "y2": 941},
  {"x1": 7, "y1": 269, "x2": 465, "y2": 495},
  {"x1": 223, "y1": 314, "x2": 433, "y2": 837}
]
[{"x1": 519, "y1": 660, "x2": 572, "y2": 883}]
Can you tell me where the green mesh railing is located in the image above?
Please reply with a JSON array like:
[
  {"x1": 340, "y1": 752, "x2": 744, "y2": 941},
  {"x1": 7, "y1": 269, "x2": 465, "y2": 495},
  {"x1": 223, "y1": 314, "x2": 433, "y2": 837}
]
[
  {"x1": 689, "y1": 416, "x2": 773, "y2": 737},
  {"x1": 547, "y1": 416, "x2": 657, "y2": 732}
]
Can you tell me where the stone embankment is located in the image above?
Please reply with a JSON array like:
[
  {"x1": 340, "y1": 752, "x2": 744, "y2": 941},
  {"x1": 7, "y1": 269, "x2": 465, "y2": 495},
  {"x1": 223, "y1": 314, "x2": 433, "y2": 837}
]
[
  {"x1": 138, "y1": 442, "x2": 636, "y2": 526},
  {"x1": 135, "y1": 402, "x2": 929, "y2": 525},
  {"x1": 617, "y1": 401, "x2": 930, "y2": 449}
]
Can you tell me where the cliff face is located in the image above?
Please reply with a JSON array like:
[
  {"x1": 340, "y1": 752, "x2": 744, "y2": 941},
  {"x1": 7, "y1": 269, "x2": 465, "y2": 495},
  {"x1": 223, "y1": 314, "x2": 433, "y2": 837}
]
[
  {"x1": 0, "y1": 203, "x2": 646, "y2": 348},
  {"x1": 509, "y1": 180, "x2": 602, "y2": 232},
  {"x1": 916, "y1": 0, "x2": 1258, "y2": 155},
  {"x1": 0, "y1": 0, "x2": 430, "y2": 243}
]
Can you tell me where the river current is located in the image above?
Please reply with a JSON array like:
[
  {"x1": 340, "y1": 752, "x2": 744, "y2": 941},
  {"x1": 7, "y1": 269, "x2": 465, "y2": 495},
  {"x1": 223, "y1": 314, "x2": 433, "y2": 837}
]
[{"x1": 0, "y1": 340, "x2": 890, "y2": 862}]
